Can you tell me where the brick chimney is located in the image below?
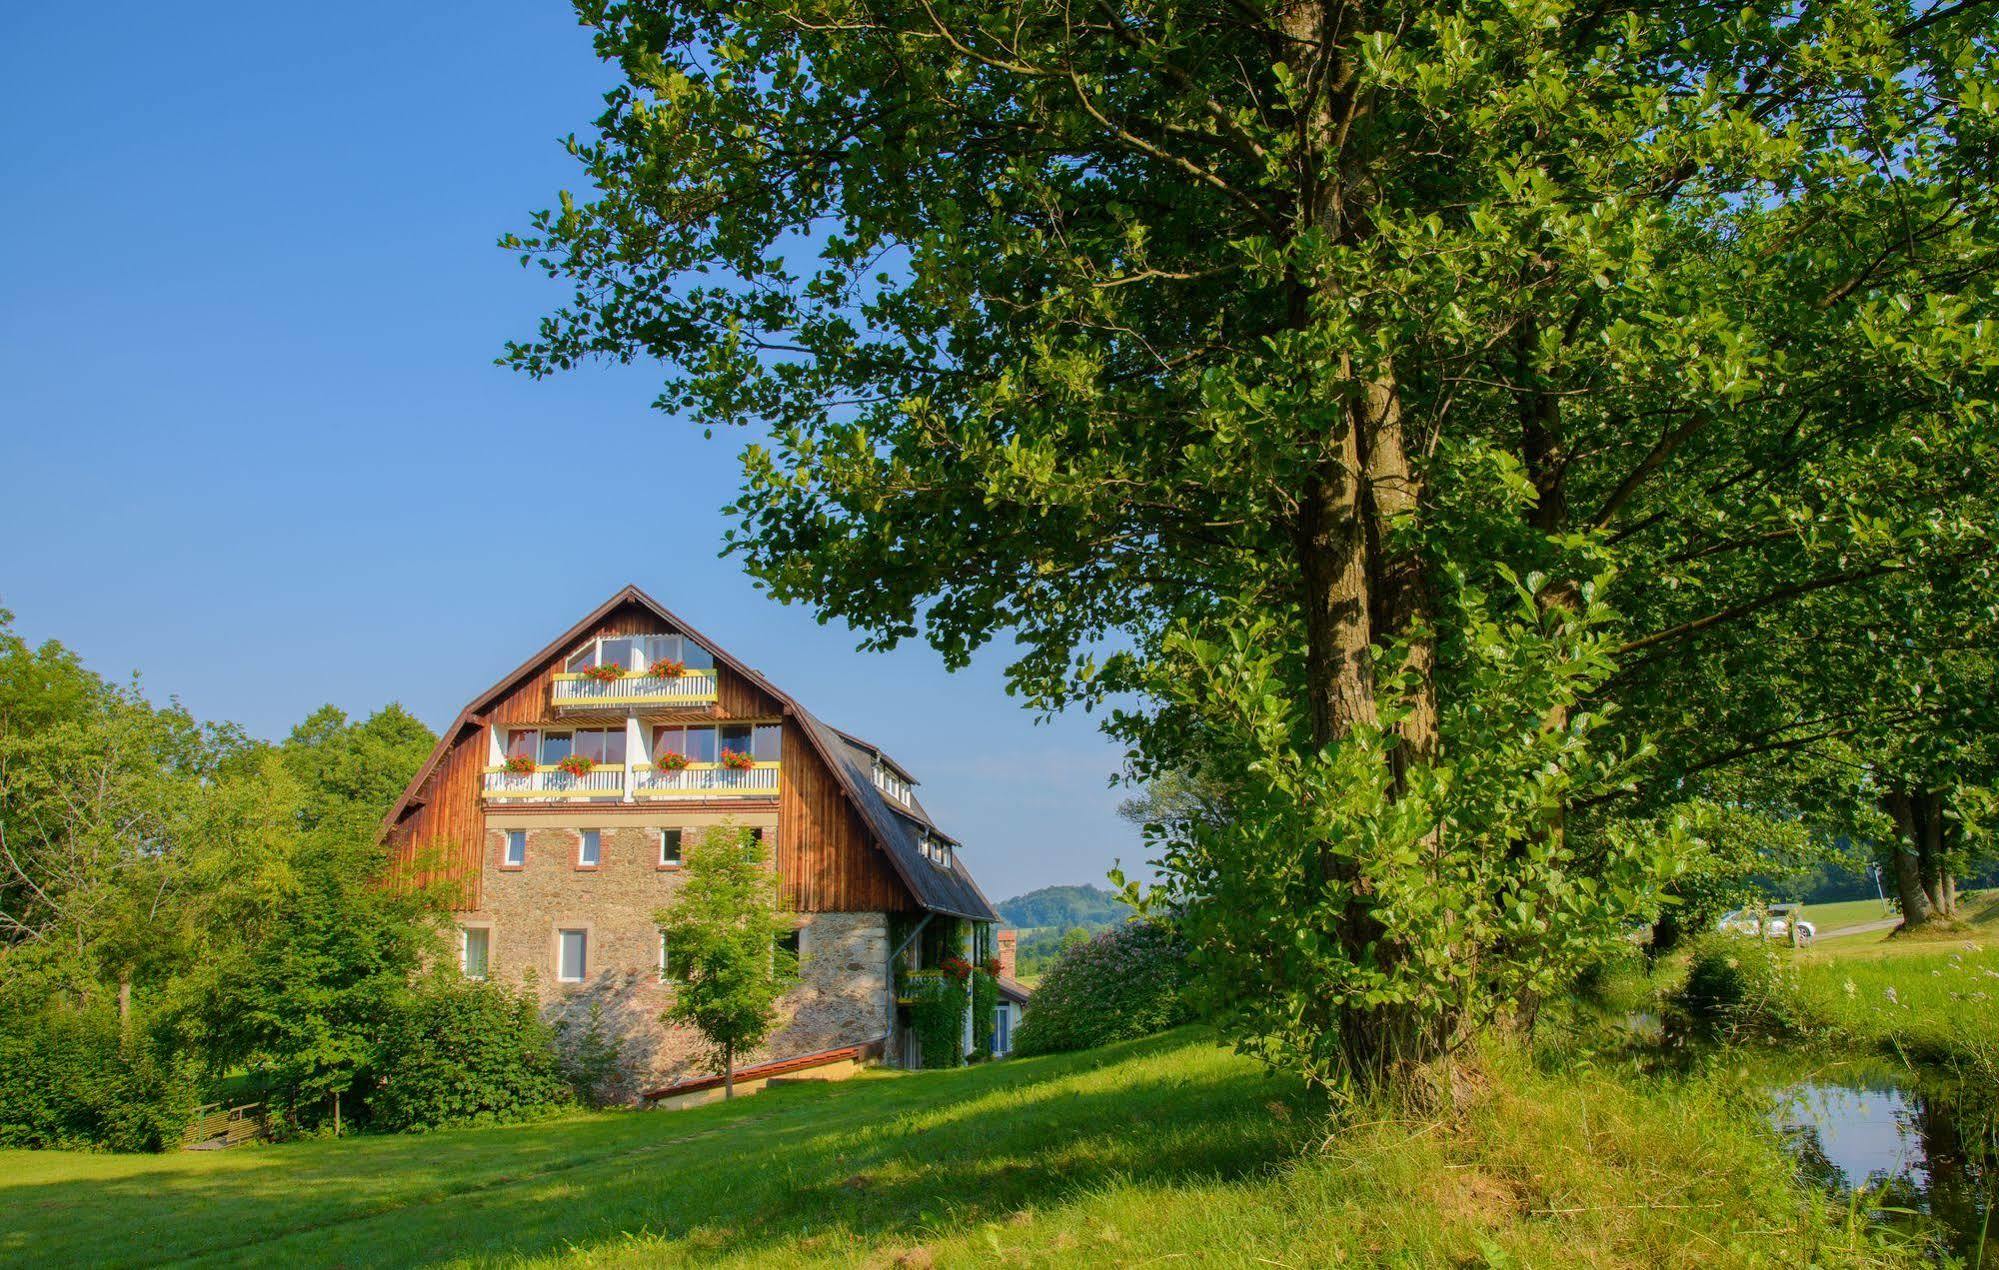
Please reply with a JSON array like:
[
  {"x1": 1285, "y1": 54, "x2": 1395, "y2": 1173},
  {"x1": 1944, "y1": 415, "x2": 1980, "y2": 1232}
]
[{"x1": 996, "y1": 929, "x2": 1017, "y2": 980}]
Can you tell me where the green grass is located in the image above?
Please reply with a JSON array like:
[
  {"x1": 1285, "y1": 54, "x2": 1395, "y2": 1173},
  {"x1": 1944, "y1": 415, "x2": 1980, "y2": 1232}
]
[
  {"x1": 1790, "y1": 940, "x2": 1999, "y2": 1081},
  {"x1": 1, "y1": 1028, "x2": 1909, "y2": 1267},
  {"x1": 1801, "y1": 895, "x2": 1905, "y2": 933}
]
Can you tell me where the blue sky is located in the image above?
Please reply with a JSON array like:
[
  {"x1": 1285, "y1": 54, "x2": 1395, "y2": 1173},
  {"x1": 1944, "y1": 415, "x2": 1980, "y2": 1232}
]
[{"x1": 0, "y1": 0, "x2": 1139, "y2": 901}]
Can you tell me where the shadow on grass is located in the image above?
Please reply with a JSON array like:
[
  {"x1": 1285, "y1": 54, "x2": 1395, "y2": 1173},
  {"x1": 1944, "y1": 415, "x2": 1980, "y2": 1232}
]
[{"x1": 1, "y1": 1029, "x2": 1315, "y2": 1267}]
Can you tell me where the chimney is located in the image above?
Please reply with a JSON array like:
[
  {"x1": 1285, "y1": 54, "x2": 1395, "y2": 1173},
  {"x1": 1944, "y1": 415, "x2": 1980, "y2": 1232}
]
[{"x1": 996, "y1": 929, "x2": 1017, "y2": 980}]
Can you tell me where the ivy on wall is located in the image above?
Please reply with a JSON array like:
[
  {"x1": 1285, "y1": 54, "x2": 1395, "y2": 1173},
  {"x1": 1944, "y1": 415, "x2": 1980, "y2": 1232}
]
[
  {"x1": 970, "y1": 971, "x2": 998, "y2": 1058},
  {"x1": 905, "y1": 975, "x2": 968, "y2": 1069}
]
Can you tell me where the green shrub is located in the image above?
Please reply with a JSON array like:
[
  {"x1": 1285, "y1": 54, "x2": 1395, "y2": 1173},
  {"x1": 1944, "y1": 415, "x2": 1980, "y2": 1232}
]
[
  {"x1": 555, "y1": 1000, "x2": 626, "y2": 1107},
  {"x1": 0, "y1": 1000, "x2": 195, "y2": 1152},
  {"x1": 1665, "y1": 934, "x2": 1799, "y2": 1043},
  {"x1": 1013, "y1": 919, "x2": 1192, "y2": 1056},
  {"x1": 368, "y1": 975, "x2": 571, "y2": 1133}
]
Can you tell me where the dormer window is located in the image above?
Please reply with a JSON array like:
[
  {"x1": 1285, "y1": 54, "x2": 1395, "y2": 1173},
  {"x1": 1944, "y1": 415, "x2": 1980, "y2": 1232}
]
[
  {"x1": 918, "y1": 830, "x2": 952, "y2": 869},
  {"x1": 872, "y1": 758, "x2": 913, "y2": 807}
]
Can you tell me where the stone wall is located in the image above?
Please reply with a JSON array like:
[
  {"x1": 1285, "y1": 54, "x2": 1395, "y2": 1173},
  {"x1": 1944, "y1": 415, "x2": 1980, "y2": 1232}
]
[{"x1": 459, "y1": 809, "x2": 892, "y2": 1103}]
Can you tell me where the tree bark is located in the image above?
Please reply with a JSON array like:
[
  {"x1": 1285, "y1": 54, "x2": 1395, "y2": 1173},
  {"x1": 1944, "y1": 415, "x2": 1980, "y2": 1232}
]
[
  {"x1": 1883, "y1": 789, "x2": 1935, "y2": 929},
  {"x1": 724, "y1": 1041, "x2": 735, "y2": 1100}
]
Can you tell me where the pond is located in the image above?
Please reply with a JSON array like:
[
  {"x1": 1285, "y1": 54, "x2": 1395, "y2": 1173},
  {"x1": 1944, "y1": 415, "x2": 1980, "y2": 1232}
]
[{"x1": 1770, "y1": 1063, "x2": 1996, "y2": 1262}]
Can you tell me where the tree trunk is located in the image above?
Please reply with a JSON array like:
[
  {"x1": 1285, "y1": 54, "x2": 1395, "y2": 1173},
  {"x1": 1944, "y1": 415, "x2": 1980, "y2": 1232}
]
[
  {"x1": 117, "y1": 973, "x2": 131, "y2": 1033},
  {"x1": 1883, "y1": 790, "x2": 1935, "y2": 929},
  {"x1": 724, "y1": 1041, "x2": 735, "y2": 1100}
]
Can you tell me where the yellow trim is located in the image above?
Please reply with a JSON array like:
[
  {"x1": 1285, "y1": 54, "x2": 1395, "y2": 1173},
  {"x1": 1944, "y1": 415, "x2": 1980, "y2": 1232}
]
[
  {"x1": 551, "y1": 669, "x2": 718, "y2": 683},
  {"x1": 633, "y1": 789, "x2": 780, "y2": 799}
]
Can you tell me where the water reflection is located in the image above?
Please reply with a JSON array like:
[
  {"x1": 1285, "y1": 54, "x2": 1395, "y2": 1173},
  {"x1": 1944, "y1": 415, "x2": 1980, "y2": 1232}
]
[{"x1": 1771, "y1": 1071, "x2": 1995, "y2": 1262}]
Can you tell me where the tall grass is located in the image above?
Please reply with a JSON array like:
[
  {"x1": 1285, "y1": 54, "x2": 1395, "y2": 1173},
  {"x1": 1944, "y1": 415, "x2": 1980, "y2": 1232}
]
[{"x1": 1791, "y1": 944, "x2": 1999, "y2": 1081}]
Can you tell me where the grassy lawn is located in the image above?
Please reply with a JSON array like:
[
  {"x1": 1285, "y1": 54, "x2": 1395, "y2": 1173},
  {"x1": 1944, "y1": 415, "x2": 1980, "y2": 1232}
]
[
  {"x1": 1790, "y1": 937, "x2": 1999, "y2": 1081},
  {"x1": 1802, "y1": 895, "x2": 1904, "y2": 933},
  {"x1": 1, "y1": 1028, "x2": 1909, "y2": 1267}
]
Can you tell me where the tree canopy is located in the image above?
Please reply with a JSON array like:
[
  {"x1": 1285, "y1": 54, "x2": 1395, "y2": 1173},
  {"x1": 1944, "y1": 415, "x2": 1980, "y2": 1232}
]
[{"x1": 512, "y1": 0, "x2": 1999, "y2": 1087}]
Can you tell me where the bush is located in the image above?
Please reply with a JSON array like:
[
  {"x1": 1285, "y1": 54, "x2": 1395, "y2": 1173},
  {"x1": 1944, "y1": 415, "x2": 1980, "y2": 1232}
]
[
  {"x1": 1665, "y1": 934, "x2": 1799, "y2": 1043},
  {"x1": 1012, "y1": 919, "x2": 1193, "y2": 1056},
  {"x1": 555, "y1": 1001, "x2": 626, "y2": 1107},
  {"x1": 368, "y1": 975, "x2": 571, "y2": 1133},
  {"x1": 0, "y1": 1000, "x2": 195, "y2": 1152}
]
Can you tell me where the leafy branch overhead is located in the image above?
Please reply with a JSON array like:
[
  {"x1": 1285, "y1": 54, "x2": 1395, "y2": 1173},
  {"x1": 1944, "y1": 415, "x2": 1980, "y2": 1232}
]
[{"x1": 512, "y1": 0, "x2": 1999, "y2": 1086}]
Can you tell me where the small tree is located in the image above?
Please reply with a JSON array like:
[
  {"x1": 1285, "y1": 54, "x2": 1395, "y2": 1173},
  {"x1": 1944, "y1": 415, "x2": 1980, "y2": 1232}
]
[{"x1": 652, "y1": 824, "x2": 797, "y2": 1097}]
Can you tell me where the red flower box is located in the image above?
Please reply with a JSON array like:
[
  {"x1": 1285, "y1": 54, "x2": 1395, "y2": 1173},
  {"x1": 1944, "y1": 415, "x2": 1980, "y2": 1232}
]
[
  {"x1": 940, "y1": 956, "x2": 974, "y2": 983},
  {"x1": 646, "y1": 659, "x2": 686, "y2": 679},
  {"x1": 556, "y1": 754, "x2": 595, "y2": 779},
  {"x1": 655, "y1": 753, "x2": 691, "y2": 773},
  {"x1": 719, "y1": 750, "x2": 756, "y2": 771},
  {"x1": 502, "y1": 754, "x2": 536, "y2": 776},
  {"x1": 579, "y1": 663, "x2": 627, "y2": 685},
  {"x1": 980, "y1": 956, "x2": 1002, "y2": 977}
]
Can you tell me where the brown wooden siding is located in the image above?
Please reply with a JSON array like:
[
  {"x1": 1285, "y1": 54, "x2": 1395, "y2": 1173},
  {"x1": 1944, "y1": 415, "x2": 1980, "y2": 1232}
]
[
  {"x1": 776, "y1": 718, "x2": 913, "y2": 913},
  {"x1": 385, "y1": 599, "x2": 913, "y2": 916}
]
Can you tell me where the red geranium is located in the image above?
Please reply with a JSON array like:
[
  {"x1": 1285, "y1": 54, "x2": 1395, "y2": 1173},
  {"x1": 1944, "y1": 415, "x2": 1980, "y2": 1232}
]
[
  {"x1": 647, "y1": 659, "x2": 686, "y2": 679},
  {"x1": 980, "y1": 956, "x2": 1002, "y2": 977},
  {"x1": 502, "y1": 754, "x2": 536, "y2": 776},
  {"x1": 580, "y1": 663, "x2": 626, "y2": 684},
  {"x1": 655, "y1": 752, "x2": 691, "y2": 772},
  {"x1": 719, "y1": 749, "x2": 756, "y2": 771},
  {"x1": 940, "y1": 956, "x2": 973, "y2": 983},
  {"x1": 556, "y1": 754, "x2": 595, "y2": 779}
]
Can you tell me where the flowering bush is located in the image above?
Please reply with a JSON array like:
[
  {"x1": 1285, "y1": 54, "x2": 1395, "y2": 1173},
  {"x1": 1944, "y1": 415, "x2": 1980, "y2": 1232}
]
[
  {"x1": 579, "y1": 663, "x2": 626, "y2": 685},
  {"x1": 719, "y1": 750, "x2": 756, "y2": 771},
  {"x1": 980, "y1": 956, "x2": 1003, "y2": 977},
  {"x1": 556, "y1": 754, "x2": 595, "y2": 779},
  {"x1": 939, "y1": 955, "x2": 973, "y2": 983},
  {"x1": 654, "y1": 752, "x2": 691, "y2": 773},
  {"x1": 1012, "y1": 919, "x2": 1193, "y2": 1056},
  {"x1": 502, "y1": 754, "x2": 536, "y2": 776},
  {"x1": 644, "y1": 659, "x2": 686, "y2": 679}
]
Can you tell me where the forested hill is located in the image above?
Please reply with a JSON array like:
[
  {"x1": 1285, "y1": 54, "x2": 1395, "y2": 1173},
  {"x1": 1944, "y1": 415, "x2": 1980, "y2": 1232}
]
[{"x1": 997, "y1": 884, "x2": 1131, "y2": 932}]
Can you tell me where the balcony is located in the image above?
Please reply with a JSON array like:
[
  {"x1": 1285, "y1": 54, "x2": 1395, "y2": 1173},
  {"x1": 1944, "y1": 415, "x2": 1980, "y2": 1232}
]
[
  {"x1": 551, "y1": 667, "x2": 719, "y2": 712},
  {"x1": 482, "y1": 765, "x2": 627, "y2": 802},
  {"x1": 634, "y1": 761, "x2": 780, "y2": 799}
]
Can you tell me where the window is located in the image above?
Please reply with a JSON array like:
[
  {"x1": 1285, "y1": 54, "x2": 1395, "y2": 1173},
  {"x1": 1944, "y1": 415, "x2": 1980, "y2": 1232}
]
[
  {"x1": 752, "y1": 724, "x2": 783, "y2": 762},
  {"x1": 503, "y1": 830, "x2": 526, "y2": 867},
  {"x1": 460, "y1": 928, "x2": 490, "y2": 980},
  {"x1": 652, "y1": 725, "x2": 717, "y2": 764},
  {"x1": 539, "y1": 731, "x2": 574, "y2": 765},
  {"x1": 558, "y1": 929, "x2": 588, "y2": 983},
  {"x1": 504, "y1": 730, "x2": 538, "y2": 761},
  {"x1": 719, "y1": 723, "x2": 753, "y2": 765},
  {"x1": 578, "y1": 829, "x2": 601, "y2": 868},
  {"x1": 775, "y1": 927, "x2": 801, "y2": 959},
  {"x1": 872, "y1": 758, "x2": 913, "y2": 807},
  {"x1": 659, "y1": 828, "x2": 683, "y2": 867},
  {"x1": 573, "y1": 728, "x2": 626, "y2": 766},
  {"x1": 993, "y1": 1005, "x2": 1011, "y2": 1055},
  {"x1": 919, "y1": 831, "x2": 951, "y2": 868}
]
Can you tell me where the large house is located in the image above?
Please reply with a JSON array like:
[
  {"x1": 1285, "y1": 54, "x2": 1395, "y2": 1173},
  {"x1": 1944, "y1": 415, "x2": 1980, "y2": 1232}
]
[{"x1": 380, "y1": 585, "x2": 1016, "y2": 1099}]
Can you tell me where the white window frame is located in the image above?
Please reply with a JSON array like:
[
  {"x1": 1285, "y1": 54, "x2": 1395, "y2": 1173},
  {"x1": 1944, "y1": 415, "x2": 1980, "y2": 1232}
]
[
  {"x1": 459, "y1": 926, "x2": 490, "y2": 981},
  {"x1": 659, "y1": 828, "x2": 683, "y2": 867},
  {"x1": 503, "y1": 830, "x2": 526, "y2": 867},
  {"x1": 557, "y1": 928, "x2": 588, "y2": 983},
  {"x1": 578, "y1": 829, "x2": 601, "y2": 868}
]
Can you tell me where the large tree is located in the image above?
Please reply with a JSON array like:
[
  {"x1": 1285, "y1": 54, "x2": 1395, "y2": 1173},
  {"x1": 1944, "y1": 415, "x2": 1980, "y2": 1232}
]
[{"x1": 511, "y1": 0, "x2": 1999, "y2": 1087}]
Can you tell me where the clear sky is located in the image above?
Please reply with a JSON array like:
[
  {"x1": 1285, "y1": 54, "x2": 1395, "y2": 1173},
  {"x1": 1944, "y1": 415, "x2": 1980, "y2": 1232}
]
[{"x1": 0, "y1": 1, "x2": 1140, "y2": 902}]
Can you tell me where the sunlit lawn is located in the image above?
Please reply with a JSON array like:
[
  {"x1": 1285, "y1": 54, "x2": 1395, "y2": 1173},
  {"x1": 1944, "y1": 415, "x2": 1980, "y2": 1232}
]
[{"x1": 0, "y1": 1027, "x2": 1909, "y2": 1267}]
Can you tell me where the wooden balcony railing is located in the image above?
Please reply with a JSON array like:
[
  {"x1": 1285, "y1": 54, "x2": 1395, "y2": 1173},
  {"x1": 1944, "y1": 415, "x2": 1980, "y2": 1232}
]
[
  {"x1": 551, "y1": 667, "x2": 719, "y2": 710},
  {"x1": 481, "y1": 765, "x2": 627, "y2": 801},
  {"x1": 634, "y1": 761, "x2": 780, "y2": 798}
]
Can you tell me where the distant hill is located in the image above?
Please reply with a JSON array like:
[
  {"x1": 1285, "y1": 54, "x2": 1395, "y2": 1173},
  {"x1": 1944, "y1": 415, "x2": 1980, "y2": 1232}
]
[{"x1": 997, "y1": 884, "x2": 1130, "y2": 933}]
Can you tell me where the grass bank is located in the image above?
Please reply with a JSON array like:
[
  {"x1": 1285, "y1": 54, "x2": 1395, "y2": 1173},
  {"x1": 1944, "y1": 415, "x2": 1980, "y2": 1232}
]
[
  {"x1": 1, "y1": 1028, "x2": 1908, "y2": 1267},
  {"x1": 1791, "y1": 940, "x2": 1999, "y2": 1081}
]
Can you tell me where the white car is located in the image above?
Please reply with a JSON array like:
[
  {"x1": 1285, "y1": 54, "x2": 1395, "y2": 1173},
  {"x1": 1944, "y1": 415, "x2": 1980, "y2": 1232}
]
[{"x1": 1716, "y1": 906, "x2": 1816, "y2": 946}]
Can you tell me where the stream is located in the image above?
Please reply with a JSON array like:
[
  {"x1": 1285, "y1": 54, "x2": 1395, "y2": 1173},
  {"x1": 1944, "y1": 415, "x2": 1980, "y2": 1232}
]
[{"x1": 1769, "y1": 1063, "x2": 1996, "y2": 1262}]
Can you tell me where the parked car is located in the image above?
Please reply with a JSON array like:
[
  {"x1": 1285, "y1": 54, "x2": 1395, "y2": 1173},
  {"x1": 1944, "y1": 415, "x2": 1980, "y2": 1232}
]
[{"x1": 1715, "y1": 904, "x2": 1816, "y2": 946}]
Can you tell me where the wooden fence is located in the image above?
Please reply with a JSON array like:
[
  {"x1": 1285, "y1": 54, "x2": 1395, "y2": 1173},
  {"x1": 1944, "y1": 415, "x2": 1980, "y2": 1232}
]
[{"x1": 180, "y1": 1101, "x2": 269, "y2": 1150}]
